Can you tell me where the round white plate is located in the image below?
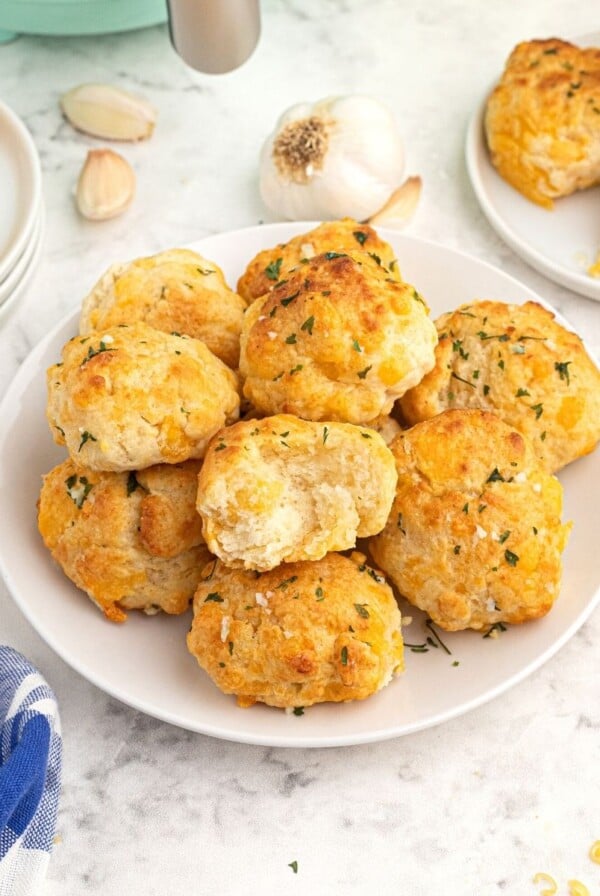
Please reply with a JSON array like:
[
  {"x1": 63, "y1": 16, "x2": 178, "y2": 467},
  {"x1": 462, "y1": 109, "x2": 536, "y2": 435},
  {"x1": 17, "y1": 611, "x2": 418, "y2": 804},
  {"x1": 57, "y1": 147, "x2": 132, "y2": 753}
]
[
  {"x1": 465, "y1": 32, "x2": 600, "y2": 302},
  {"x1": 0, "y1": 98, "x2": 42, "y2": 284},
  {"x1": 0, "y1": 224, "x2": 598, "y2": 748},
  {"x1": 0, "y1": 200, "x2": 43, "y2": 305},
  {"x1": 0, "y1": 202, "x2": 45, "y2": 325}
]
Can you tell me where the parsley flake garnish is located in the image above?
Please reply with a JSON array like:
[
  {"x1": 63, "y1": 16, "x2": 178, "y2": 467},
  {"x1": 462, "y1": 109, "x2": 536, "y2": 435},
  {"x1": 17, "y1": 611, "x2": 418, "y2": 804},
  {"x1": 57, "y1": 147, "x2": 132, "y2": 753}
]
[
  {"x1": 352, "y1": 339, "x2": 362, "y2": 353},
  {"x1": 80, "y1": 341, "x2": 116, "y2": 365},
  {"x1": 478, "y1": 331, "x2": 509, "y2": 342},
  {"x1": 515, "y1": 388, "x2": 530, "y2": 397},
  {"x1": 530, "y1": 403, "x2": 544, "y2": 420},
  {"x1": 554, "y1": 361, "x2": 572, "y2": 385},
  {"x1": 300, "y1": 315, "x2": 315, "y2": 335},
  {"x1": 293, "y1": 707, "x2": 304, "y2": 716},
  {"x1": 265, "y1": 258, "x2": 282, "y2": 280},
  {"x1": 397, "y1": 513, "x2": 406, "y2": 534},
  {"x1": 78, "y1": 431, "x2": 97, "y2": 451},
  {"x1": 281, "y1": 291, "x2": 300, "y2": 307},
  {"x1": 288, "y1": 861, "x2": 298, "y2": 874},
  {"x1": 204, "y1": 592, "x2": 224, "y2": 602},
  {"x1": 504, "y1": 549, "x2": 519, "y2": 566},
  {"x1": 354, "y1": 603, "x2": 370, "y2": 619},
  {"x1": 353, "y1": 230, "x2": 368, "y2": 245},
  {"x1": 357, "y1": 365, "x2": 372, "y2": 379},
  {"x1": 289, "y1": 364, "x2": 303, "y2": 375},
  {"x1": 277, "y1": 575, "x2": 298, "y2": 590},
  {"x1": 322, "y1": 426, "x2": 329, "y2": 445},
  {"x1": 285, "y1": 333, "x2": 297, "y2": 344},
  {"x1": 324, "y1": 252, "x2": 347, "y2": 260},
  {"x1": 340, "y1": 646, "x2": 349, "y2": 665},
  {"x1": 498, "y1": 530, "x2": 511, "y2": 544},
  {"x1": 453, "y1": 545, "x2": 461, "y2": 555},
  {"x1": 65, "y1": 474, "x2": 93, "y2": 509},
  {"x1": 451, "y1": 372, "x2": 476, "y2": 388},
  {"x1": 486, "y1": 467, "x2": 505, "y2": 483}
]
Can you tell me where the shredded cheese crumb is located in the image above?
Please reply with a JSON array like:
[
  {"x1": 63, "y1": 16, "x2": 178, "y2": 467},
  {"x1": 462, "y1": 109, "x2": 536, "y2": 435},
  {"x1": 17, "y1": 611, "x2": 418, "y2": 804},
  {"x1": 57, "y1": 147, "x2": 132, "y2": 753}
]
[
  {"x1": 301, "y1": 242, "x2": 315, "y2": 258},
  {"x1": 101, "y1": 334, "x2": 114, "y2": 343},
  {"x1": 533, "y1": 483, "x2": 542, "y2": 493},
  {"x1": 475, "y1": 524, "x2": 488, "y2": 539},
  {"x1": 220, "y1": 616, "x2": 230, "y2": 642},
  {"x1": 485, "y1": 598, "x2": 496, "y2": 612},
  {"x1": 514, "y1": 471, "x2": 527, "y2": 483},
  {"x1": 532, "y1": 872, "x2": 557, "y2": 895},
  {"x1": 267, "y1": 331, "x2": 277, "y2": 340},
  {"x1": 401, "y1": 616, "x2": 413, "y2": 627},
  {"x1": 589, "y1": 840, "x2": 600, "y2": 863},
  {"x1": 255, "y1": 592, "x2": 268, "y2": 607},
  {"x1": 567, "y1": 881, "x2": 590, "y2": 896}
]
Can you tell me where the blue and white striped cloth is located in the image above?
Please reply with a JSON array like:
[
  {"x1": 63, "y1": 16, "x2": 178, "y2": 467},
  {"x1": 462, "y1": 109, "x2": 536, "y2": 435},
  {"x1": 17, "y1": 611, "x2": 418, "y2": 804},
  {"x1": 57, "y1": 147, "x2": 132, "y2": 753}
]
[{"x1": 0, "y1": 647, "x2": 61, "y2": 896}]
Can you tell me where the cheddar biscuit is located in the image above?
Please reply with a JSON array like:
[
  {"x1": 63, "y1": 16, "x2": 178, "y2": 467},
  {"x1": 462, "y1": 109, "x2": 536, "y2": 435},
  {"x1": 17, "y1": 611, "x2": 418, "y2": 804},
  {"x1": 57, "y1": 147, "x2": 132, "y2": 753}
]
[
  {"x1": 187, "y1": 552, "x2": 404, "y2": 708},
  {"x1": 237, "y1": 217, "x2": 400, "y2": 302},
  {"x1": 398, "y1": 300, "x2": 600, "y2": 471},
  {"x1": 196, "y1": 414, "x2": 397, "y2": 570},
  {"x1": 240, "y1": 249, "x2": 437, "y2": 423},
  {"x1": 38, "y1": 458, "x2": 212, "y2": 623},
  {"x1": 80, "y1": 249, "x2": 247, "y2": 368},
  {"x1": 369, "y1": 409, "x2": 571, "y2": 632},
  {"x1": 485, "y1": 38, "x2": 600, "y2": 208},
  {"x1": 47, "y1": 322, "x2": 240, "y2": 472}
]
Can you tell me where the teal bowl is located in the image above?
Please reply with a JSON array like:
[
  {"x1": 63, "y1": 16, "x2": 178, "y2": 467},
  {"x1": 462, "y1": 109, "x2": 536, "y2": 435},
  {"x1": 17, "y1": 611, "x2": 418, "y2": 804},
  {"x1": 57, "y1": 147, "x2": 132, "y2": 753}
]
[{"x1": 0, "y1": 0, "x2": 167, "y2": 41}]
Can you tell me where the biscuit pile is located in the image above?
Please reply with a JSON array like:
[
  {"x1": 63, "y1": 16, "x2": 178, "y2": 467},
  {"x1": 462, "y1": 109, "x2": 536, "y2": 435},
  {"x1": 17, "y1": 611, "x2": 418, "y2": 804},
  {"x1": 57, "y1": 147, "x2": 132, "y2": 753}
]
[{"x1": 38, "y1": 219, "x2": 600, "y2": 711}]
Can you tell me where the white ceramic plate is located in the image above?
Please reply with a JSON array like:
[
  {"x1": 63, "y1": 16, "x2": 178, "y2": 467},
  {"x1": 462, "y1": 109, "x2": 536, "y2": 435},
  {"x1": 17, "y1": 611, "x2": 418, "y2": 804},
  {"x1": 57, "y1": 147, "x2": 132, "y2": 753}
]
[
  {"x1": 0, "y1": 202, "x2": 45, "y2": 325},
  {"x1": 0, "y1": 98, "x2": 42, "y2": 284},
  {"x1": 465, "y1": 32, "x2": 600, "y2": 302},
  {"x1": 1, "y1": 224, "x2": 598, "y2": 748}
]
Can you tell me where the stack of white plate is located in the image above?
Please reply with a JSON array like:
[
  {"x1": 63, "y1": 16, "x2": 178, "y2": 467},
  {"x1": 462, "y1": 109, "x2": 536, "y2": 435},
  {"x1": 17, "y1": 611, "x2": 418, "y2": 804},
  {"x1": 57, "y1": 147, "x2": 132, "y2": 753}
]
[{"x1": 0, "y1": 98, "x2": 44, "y2": 324}]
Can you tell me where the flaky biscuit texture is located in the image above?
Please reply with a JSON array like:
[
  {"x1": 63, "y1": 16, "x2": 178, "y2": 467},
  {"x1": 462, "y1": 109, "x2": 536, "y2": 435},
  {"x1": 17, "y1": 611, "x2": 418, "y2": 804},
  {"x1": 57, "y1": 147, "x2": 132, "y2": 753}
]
[
  {"x1": 47, "y1": 322, "x2": 240, "y2": 471},
  {"x1": 240, "y1": 249, "x2": 437, "y2": 423},
  {"x1": 485, "y1": 38, "x2": 600, "y2": 207},
  {"x1": 398, "y1": 300, "x2": 600, "y2": 472},
  {"x1": 237, "y1": 218, "x2": 400, "y2": 301},
  {"x1": 369, "y1": 409, "x2": 571, "y2": 632},
  {"x1": 197, "y1": 414, "x2": 397, "y2": 570},
  {"x1": 38, "y1": 458, "x2": 212, "y2": 623},
  {"x1": 187, "y1": 553, "x2": 404, "y2": 708},
  {"x1": 80, "y1": 249, "x2": 247, "y2": 369}
]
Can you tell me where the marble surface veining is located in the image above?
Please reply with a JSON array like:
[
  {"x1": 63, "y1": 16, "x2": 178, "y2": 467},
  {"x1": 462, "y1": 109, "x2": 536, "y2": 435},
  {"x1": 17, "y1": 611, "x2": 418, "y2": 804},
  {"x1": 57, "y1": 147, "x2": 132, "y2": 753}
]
[{"x1": 0, "y1": 2, "x2": 599, "y2": 894}]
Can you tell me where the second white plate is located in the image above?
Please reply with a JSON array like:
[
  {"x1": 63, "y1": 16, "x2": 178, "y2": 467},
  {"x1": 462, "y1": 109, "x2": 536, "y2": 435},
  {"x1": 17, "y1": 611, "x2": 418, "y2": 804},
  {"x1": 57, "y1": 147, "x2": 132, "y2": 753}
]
[
  {"x1": 465, "y1": 31, "x2": 600, "y2": 302},
  {"x1": 0, "y1": 225, "x2": 598, "y2": 747}
]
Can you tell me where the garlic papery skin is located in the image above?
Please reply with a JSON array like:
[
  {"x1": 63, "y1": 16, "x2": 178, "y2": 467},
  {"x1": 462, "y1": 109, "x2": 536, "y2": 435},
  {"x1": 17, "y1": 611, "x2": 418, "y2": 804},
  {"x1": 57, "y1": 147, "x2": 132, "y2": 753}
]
[
  {"x1": 61, "y1": 83, "x2": 156, "y2": 141},
  {"x1": 76, "y1": 149, "x2": 136, "y2": 221},
  {"x1": 259, "y1": 95, "x2": 405, "y2": 221}
]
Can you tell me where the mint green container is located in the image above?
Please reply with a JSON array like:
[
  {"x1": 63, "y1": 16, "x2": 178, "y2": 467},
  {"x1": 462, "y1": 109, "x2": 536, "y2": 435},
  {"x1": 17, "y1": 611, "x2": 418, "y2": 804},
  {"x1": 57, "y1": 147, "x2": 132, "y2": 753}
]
[{"x1": 0, "y1": 0, "x2": 167, "y2": 42}]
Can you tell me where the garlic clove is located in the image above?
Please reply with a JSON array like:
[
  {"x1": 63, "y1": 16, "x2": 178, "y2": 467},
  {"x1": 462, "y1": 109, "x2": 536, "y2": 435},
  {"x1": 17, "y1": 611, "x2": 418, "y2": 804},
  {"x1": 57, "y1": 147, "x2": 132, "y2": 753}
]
[
  {"x1": 367, "y1": 176, "x2": 422, "y2": 229},
  {"x1": 76, "y1": 149, "x2": 135, "y2": 221},
  {"x1": 61, "y1": 83, "x2": 156, "y2": 141}
]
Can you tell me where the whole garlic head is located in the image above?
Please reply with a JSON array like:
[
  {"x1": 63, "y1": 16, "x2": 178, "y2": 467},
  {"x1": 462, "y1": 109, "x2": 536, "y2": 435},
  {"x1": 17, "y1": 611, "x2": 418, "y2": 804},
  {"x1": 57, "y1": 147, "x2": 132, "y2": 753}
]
[{"x1": 259, "y1": 95, "x2": 405, "y2": 221}]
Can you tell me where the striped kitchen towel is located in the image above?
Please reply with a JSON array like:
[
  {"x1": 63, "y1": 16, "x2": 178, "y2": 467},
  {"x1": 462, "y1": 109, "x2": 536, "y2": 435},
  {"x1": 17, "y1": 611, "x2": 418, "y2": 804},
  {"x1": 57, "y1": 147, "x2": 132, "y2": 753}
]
[{"x1": 0, "y1": 647, "x2": 61, "y2": 896}]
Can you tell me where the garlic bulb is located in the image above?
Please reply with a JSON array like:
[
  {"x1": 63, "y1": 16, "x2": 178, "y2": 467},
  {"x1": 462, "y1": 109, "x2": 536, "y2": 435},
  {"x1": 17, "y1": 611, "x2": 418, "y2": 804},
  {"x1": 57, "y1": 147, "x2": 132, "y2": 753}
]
[{"x1": 259, "y1": 95, "x2": 405, "y2": 221}]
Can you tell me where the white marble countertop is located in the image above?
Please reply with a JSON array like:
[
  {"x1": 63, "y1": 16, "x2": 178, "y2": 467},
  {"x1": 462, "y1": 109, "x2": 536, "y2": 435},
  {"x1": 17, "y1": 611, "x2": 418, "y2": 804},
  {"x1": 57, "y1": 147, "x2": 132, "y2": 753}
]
[{"x1": 1, "y1": 2, "x2": 599, "y2": 894}]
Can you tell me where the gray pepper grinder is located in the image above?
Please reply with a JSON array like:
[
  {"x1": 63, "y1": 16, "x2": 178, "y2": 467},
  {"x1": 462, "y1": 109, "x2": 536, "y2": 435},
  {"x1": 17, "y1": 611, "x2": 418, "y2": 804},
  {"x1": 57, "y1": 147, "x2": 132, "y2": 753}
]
[{"x1": 167, "y1": 0, "x2": 261, "y2": 73}]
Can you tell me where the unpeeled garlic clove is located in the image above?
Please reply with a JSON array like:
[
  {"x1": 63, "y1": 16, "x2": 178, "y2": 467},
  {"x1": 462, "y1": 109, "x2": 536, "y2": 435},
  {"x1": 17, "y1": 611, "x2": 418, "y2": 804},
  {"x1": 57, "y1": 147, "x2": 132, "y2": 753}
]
[
  {"x1": 367, "y1": 176, "x2": 422, "y2": 229},
  {"x1": 76, "y1": 149, "x2": 135, "y2": 221},
  {"x1": 61, "y1": 83, "x2": 156, "y2": 141}
]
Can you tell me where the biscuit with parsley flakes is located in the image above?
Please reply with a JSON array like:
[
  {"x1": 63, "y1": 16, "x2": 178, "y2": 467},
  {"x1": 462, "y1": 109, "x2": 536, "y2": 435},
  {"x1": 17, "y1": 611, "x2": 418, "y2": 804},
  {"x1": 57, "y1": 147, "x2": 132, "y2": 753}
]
[
  {"x1": 37, "y1": 457, "x2": 212, "y2": 623},
  {"x1": 187, "y1": 552, "x2": 404, "y2": 709},
  {"x1": 369, "y1": 409, "x2": 571, "y2": 632},
  {"x1": 239, "y1": 249, "x2": 437, "y2": 424},
  {"x1": 484, "y1": 38, "x2": 600, "y2": 208},
  {"x1": 398, "y1": 300, "x2": 600, "y2": 472},
  {"x1": 196, "y1": 414, "x2": 397, "y2": 571},
  {"x1": 79, "y1": 248, "x2": 247, "y2": 369},
  {"x1": 47, "y1": 322, "x2": 240, "y2": 472},
  {"x1": 237, "y1": 218, "x2": 401, "y2": 302}
]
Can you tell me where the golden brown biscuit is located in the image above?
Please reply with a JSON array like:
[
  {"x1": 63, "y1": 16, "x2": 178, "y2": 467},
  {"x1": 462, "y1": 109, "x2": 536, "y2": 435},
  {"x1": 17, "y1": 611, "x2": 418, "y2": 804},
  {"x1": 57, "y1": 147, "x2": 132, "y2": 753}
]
[
  {"x1": 237, "y1": 218, "x2": 400, "y2": 301},
  {"x1": 196, "y1": 414, "x2": 397, "y2": 570},
  {"x1": 38, "y1": 457, "x2": 212, "y2": 623},
  {"x1": 398, "y1": 300, "x2": 600, "y2": 472},
  {"x1": 239, "y1": 249, "x2": 437, "y2": 423},
  {"x1": 485, "y1": 38, "x2": 600, "y2": 208},
  {"x1": 47, "y1": 322, "x2": 240, "y2": 472},
  {"x1": 369, "y1": 409, "x2": 571, "y2": 632},
  {"x1": 79, "y1": 249, "x2": 247, "y2": 369},
  {"x1": 187, "y1": 552, "x2": 404, "y2": 708}
]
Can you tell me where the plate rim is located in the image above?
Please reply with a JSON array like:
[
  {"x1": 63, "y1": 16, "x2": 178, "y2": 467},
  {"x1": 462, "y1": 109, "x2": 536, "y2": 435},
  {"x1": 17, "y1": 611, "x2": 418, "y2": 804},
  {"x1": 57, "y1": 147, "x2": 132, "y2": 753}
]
[
  {"x1": 464, "y1": 30, "x2": 600, "y2": 303},
  {"x1": 0, "y1": 98, "x2": 42, "y2": 284},
  {"x1": 1, "y1": 223, "x2": 598, "y2": 748}
]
